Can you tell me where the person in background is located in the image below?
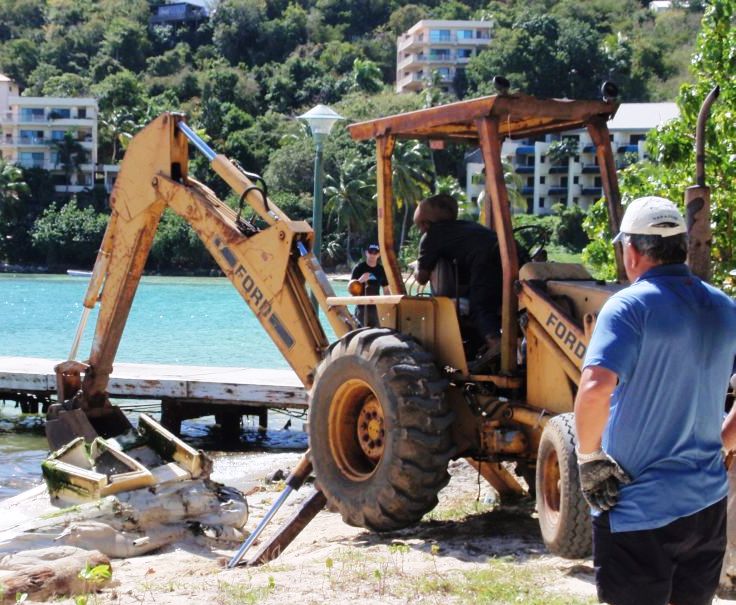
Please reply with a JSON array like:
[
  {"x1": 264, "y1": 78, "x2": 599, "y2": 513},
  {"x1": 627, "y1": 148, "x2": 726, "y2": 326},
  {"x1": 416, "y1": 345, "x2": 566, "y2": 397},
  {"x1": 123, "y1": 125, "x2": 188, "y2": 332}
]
[
  {"x1": 574, "y1": 196, "x2": 736, "y2": 605},
  {"x1": 349, "y1": 244, "x2": 389, "y2": 327},
  {"x1": 413, "y1": 193, "x2": 502, "y2": 370}
]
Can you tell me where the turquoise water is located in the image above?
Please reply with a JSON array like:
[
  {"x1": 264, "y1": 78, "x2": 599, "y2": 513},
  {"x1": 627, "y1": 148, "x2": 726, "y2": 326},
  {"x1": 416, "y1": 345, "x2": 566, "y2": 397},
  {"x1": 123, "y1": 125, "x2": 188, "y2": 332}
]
[
  {"x1": 0, "y1": 273, "x2": 348, "y2": 501},
  {"x1": 0, "y1": 273, "x2": 346, "y2": 366}
]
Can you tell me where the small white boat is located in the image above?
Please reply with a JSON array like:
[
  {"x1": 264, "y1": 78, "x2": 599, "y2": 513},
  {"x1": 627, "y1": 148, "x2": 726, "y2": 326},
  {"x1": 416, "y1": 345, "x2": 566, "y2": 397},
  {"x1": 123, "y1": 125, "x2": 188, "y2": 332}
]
[{"x1": 66, "y1": 269, "x2": 93, "y2": 277}]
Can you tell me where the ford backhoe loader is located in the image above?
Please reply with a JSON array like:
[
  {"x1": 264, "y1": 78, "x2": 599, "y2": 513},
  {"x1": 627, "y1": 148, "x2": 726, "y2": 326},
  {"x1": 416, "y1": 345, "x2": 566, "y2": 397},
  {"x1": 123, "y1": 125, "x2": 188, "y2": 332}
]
[{"x1": 48, "y1": 87, "x2": 717, "y2": 562}]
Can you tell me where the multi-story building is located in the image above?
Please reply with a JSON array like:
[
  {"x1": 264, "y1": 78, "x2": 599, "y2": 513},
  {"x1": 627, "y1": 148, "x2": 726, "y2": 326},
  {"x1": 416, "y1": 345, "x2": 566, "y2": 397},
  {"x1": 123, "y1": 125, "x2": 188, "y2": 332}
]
[
  {"x1": 396, "y1": 20, "x2": 492, "y2": 95},
  {"x1": 0, "y1": 73, "x2": 116, "y2": 195},
  {"x1": 466, "y1": 102, "x2": 680, "y2": 215}
]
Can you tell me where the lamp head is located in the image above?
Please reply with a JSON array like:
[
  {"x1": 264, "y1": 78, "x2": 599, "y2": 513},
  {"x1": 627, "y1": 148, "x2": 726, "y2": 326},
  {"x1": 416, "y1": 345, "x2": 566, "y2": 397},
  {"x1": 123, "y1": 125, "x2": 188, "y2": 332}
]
[
  {"x1": 298, "y1": 104, "x2": 345, "y2": 143},
  {"x1": 601, "y1": 81, "x2": 619, "y2": 103}
]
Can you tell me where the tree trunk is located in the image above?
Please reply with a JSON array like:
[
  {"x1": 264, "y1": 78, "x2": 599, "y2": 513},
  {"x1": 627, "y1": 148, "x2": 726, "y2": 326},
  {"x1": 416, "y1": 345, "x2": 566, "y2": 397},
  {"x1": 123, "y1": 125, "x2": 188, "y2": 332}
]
[
  {"x1": 346, "y1": 227, "x2": 353, "y2": 266},
  {"x1": 398, "y1": 200, "x2": 412, "y2": 251}
]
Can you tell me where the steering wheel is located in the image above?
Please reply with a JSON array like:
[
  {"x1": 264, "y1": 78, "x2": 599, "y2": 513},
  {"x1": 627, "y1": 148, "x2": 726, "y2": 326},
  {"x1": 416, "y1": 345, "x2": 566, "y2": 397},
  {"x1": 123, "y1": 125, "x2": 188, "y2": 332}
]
[{"x1": 513, "y1": 224, "x2": 551, "y2": 263}]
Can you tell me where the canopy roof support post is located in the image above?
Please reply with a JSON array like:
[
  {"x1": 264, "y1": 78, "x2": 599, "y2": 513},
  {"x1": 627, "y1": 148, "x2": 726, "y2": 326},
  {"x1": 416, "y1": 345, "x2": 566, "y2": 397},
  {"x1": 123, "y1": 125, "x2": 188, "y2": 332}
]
[
  {"x1": 477, "y1": 116, "x2": 518, "y2": 375},
  {"x1": 376, "y1": 135, "x2": 405, "y2": 295}
]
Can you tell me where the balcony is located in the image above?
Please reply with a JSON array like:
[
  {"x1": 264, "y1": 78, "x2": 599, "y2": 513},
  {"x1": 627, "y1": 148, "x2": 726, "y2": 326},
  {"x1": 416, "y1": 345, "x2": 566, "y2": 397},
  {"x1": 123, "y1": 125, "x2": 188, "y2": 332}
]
[
  {"x1": 548, "y1": 187, "x2": 568, "y2": 196},
  {"x1": 581, "y1": 164, "x2": 600, "y2": 173},
  {"x1": 515, "y1": 165, "x2": 534, "y2": 174},
  {"x1": 582, "y1": 144, "x2": 596, "y2": 153},
  {"x1": 617, "y1": 144, "x2": 639, "y2": 153},
  {"x1": 396, "y1": 72, "x2": 425, "y2": 92},
  {"x1": 521, "y1": 186, "x2": 534, "y2": 195},
  {"x1": 581, "y1": 187, "x2": 602, "y2": 196},
  {"x1": 397, "y1": 34, "x2": 424, "y2": 53},
  {"x1": 548, "y1": 165, "x2": 567, "y2": 174},
  {"x1": 16, "y1": 159, "x2": 54, "y2": 170},
  {"x1": 2, "y1": 111, "x2": 95, "y2": 124}
]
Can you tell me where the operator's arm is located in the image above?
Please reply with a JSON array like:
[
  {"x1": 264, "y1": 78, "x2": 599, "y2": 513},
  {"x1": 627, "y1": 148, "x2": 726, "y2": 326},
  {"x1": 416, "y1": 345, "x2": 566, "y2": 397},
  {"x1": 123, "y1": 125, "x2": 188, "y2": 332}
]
[
  {"x1": 574, "y1": 365, "x2": 618, "y2": 454},
  {"x1": 415, "y1": 230, "x2": 437, "y2": 286}
]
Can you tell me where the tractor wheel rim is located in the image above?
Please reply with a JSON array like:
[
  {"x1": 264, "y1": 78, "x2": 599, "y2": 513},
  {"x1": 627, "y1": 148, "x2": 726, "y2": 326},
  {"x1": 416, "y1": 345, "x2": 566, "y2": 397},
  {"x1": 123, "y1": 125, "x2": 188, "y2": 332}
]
[
  {"x1": 328, "y1": 379, "x2": 383, "y2": 481},
  {"x1": 542, "y1": 449, "x2": 561, "y2": 528}
]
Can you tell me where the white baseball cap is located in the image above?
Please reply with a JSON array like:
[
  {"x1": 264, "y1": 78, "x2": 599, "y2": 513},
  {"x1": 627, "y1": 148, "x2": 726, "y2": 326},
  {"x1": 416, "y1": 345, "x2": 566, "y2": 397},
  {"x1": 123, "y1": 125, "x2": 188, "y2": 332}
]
[{"x1": 613, "y1": 196, "x2": 687, "y2": 243}]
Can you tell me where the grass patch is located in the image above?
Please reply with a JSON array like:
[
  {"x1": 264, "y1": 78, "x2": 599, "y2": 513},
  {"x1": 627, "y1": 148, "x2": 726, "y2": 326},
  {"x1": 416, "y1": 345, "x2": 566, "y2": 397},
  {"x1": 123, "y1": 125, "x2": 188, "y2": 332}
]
[
  {"x1": 546, "y1": 244, "x2": 584, "y2": 265},
  {"x1": 415, "y1": 557, "x2": 595, "y2": 605},
  {"x1": 423, "y1": 499, "x2": 494, "y2": 522},
  {"x1": 217, "y1": 576, "x2": 276, "y2": 605}
]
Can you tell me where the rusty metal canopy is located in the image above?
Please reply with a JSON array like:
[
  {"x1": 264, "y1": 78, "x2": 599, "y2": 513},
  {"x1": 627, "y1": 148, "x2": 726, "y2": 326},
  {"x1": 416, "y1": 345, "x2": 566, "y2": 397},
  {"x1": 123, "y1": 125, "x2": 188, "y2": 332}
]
[{"x1": 348, "y1": 93, "x2": 619, "y2": 143}]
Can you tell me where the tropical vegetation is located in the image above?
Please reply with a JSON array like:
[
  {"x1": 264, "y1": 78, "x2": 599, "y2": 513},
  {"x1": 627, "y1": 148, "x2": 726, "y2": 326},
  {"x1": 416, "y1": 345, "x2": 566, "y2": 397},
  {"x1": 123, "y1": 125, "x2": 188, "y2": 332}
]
[{"x1": 0, "y1": 0, "x2": 711, "y2": 274}]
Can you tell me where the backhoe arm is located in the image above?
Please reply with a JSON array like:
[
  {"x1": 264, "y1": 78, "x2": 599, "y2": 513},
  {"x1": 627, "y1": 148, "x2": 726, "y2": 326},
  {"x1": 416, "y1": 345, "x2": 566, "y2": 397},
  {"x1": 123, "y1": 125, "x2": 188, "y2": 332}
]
[{"x1": 53, "y1": 113, "x2": 357, "y2": 441}]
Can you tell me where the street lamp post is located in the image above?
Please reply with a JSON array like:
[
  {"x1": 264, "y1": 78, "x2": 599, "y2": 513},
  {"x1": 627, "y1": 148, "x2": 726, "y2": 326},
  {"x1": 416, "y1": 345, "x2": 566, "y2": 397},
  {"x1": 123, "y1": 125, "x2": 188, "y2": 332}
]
[{"x1": 298, "y1": 104, "x2": 344, "y2": 310}]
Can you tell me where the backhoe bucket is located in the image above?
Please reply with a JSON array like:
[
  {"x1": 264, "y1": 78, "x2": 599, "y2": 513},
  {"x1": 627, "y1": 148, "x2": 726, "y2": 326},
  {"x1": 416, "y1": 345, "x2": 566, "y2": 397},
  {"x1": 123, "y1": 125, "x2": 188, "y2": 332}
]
[{"x1": 46, "y1": 360, "x2": 133, "y2": 450}]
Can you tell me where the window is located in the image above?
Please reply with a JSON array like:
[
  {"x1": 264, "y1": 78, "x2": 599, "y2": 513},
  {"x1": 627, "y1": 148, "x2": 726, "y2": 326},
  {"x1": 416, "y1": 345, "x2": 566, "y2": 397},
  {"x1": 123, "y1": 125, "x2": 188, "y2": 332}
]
[
  {"x1": 538, "y1": 197, "x2": 546, "y2": 208},
  {"x1": 594, "y1": 177, "x2": 602, "y2": 187},
  {"x1": 20, "y1": 130, "x2": 43, "y2": 143},
  {"x1": 630, "y1": 134, "x2": 646, "y2": 144},
  {"x1": 540, "y1": 155, "x2": 545, "y2": 163},
  {"x1": 540, "y1": 176, "x2": 546, "y2": 184},
  {"x1": 456, "y1": 48, "x2": 473, "y2": 59},
  {"x1": 561, "y1": 176, "x2": 568, "y2": 186},
  {"x1": 49, "y1": 108, "x2": 71, "y2": 119},
  {"x1": 51, "y1": 130, "x2": 66, "y2": 141},
  {"x1": 435, "y1": 67, "x2": 450, "y2": 78},
  {"x1": 430, "y1": 29, "x2": 451, "y2": 42},
  {"x1": 457, "y1": 29, "x2": 474, "y2": 39},
  {"x1": 527, "y1": 177, "x2": 534, "y2": 186},
  {"x1": 573, "y1": 155, "x2": 580, "y2": 163},
  {"x1": 77, "y1": 108, "x2": 87, "y2": 119},
  {"x1": 573, "y1": 197, "x2": 579, "y2": 204},
  {"x1": 429, "y1": 48, "x2": 451, "y2": 61},
  {"x1": 19, "y1": 151, "x2": 44, "y2": 168},
  {"x1": 20, "y1": 108, "x2": 44, "y2": 121},
  {"x1": 573, "y1": 176, "x2": 579, "y2": 184}
]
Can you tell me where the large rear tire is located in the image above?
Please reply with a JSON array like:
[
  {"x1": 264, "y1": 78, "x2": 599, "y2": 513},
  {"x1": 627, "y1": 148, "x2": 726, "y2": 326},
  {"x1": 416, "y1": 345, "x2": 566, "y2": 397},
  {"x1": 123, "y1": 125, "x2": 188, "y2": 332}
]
[
  {"x1": 309, "y1": 328, "x2": 454, "y2": 531},
  {"x1": 536, "y1": 412, "x2": 592, "y2": 558}
]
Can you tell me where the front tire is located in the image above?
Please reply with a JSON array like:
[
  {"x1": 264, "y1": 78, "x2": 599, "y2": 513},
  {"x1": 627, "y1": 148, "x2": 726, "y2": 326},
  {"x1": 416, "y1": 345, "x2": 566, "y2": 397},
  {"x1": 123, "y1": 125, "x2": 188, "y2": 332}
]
[
  {"x1": 309, "y1": 328, "x2": 454, "y2": 531},
  {"x1": 536, "y1": 412, "x2": 592, "y2": 558}
]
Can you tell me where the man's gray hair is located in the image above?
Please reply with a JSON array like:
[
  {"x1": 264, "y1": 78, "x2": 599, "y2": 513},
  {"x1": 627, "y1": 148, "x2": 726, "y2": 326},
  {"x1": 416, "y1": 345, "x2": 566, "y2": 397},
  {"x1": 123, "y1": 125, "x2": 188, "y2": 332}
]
[{"x1": 627, "y1": 230, "x2": 688, "y2": 264}]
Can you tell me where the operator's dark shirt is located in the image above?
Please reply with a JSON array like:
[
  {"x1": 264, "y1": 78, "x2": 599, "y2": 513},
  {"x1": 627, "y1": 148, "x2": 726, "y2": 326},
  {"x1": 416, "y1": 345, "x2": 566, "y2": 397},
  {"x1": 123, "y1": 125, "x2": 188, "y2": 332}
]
[
  {"x1": 350, "y1": 261, "x2": 388, "y2": 296},
  {"x1": 417, "y1": 219, "x2": 502, "y2": 337}
]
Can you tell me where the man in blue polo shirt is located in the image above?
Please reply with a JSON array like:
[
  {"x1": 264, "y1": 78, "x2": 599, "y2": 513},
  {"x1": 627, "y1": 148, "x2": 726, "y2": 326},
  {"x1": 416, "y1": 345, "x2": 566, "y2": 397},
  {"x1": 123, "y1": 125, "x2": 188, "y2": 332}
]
[{"x1": 574, "y1": 196, "x2": 736, "y2": 605}]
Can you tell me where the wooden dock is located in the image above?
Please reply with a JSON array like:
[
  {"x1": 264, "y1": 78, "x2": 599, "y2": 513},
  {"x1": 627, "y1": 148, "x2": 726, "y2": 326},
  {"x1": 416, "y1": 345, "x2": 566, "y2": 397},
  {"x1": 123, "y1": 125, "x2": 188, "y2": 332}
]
[{"x1": 0, "y1": 356, "x2": 308, "y2": 432}]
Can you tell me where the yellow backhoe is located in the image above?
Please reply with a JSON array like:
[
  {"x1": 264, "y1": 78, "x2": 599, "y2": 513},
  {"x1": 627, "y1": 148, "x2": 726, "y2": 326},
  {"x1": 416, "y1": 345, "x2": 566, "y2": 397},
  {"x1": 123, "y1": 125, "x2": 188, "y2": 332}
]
[{"x1": 47, "y1": 85, "x2": 717, "y2": 563}]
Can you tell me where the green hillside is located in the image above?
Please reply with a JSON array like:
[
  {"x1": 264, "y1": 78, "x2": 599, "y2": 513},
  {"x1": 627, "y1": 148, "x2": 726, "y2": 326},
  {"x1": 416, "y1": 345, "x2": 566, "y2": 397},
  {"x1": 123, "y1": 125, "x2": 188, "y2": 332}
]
[{"x1": 0, "y1": 0, "x2": 704, "y2": 271}]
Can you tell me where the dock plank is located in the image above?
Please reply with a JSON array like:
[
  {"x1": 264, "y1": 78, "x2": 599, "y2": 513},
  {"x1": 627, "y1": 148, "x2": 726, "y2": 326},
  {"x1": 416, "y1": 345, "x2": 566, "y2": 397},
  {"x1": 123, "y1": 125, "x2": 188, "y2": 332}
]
[{"x1": 0, "y1": 357, "x2": 308, "y2": 409}]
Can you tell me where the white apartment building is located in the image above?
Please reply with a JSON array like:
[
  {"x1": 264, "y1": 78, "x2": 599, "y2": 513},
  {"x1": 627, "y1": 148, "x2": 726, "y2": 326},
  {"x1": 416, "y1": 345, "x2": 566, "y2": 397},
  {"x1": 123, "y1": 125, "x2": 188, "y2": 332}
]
[
  {"x1": 0, "y1": 74, "x2": 117, "y2": 195},
  {"x1": 396, "y1": 20, "x2": 492, "y2": 95},
  {"x1": 466, "y1": 102, "x2": 680, "y2": 215}
]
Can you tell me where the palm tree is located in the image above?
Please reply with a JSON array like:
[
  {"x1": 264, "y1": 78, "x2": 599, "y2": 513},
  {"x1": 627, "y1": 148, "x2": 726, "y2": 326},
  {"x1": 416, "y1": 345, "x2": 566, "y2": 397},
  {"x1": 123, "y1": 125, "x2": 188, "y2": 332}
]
[
  {"x1": 391, "y1": 140, "x2": 434, "y2": 250},
  {"x1": 52, "y1": 132, "x2": 88, "y2": 192},
  {"x1": 351, "y1": 58, "x2": 383, "y2": 94},
  {"x1": 0, "y1": 159, "x2": 29, "y2": 261},
  {"x1": 100, "y1": 110, "x2": 140, "y2": 162},
  {"x1": 324, "y1": 155, "x2": 373, "y2": 264}
]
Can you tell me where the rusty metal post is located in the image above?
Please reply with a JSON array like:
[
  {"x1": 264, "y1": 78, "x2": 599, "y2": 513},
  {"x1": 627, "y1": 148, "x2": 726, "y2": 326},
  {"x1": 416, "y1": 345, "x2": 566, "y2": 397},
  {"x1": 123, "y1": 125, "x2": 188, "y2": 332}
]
[
  {"x1": 247, "y1": 489, "x2": 327, "y2": 566},
  {"x1": 587, "y1": 116, "x2": 626, "y2": 282},
  {"x1": 686, "y1": 85, "x2": 719, "y2": 282},
  {"x1": 227, "y1": 452, "x2": 314, "y2": 568}
]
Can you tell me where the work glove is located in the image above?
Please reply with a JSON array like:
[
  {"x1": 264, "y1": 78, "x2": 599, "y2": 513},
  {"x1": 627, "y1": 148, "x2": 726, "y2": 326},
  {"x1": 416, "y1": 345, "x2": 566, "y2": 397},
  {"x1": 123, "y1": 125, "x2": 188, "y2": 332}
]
[{"x1": 576, "y1": 449, "x2": 632, "y2": 513}]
